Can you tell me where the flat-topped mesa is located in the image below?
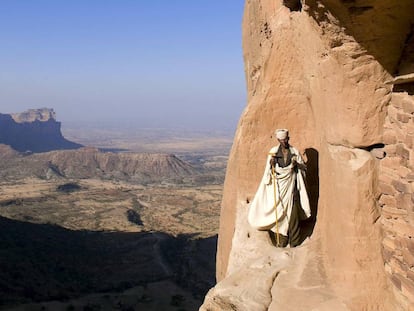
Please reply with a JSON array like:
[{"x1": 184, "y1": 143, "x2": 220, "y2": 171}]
[
  {"x1": 0, "y1": 146, "x2": 199, "y2": 183},
  {"x1": 11, "y1": 108, "x2": 56, "y2": 123},
  {"x1": 41, "y1": 148, "x2": 198, "y2": 181},
  {"x1": 0, "y1": 108, "x2": 82, "y2": 153}
]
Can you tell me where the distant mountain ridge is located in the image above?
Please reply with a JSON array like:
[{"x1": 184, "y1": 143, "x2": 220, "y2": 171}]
[
  {"x1": 42, "y1": 147, "x2": 198, "y2": 182},
  {"x1": 0, "y1": 108, "x2": 206, "y2": 184},
  {"x1": 0, "y1": 144, "x2": 199, "y2": 184},
  {"x1": 0, "y1": 108, "x2": 82, "y2": 152}
]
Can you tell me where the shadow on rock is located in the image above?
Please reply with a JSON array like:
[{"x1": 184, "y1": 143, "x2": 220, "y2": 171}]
[{"x1": 299, "y1": 147, "x2": 319, "y2": 244}]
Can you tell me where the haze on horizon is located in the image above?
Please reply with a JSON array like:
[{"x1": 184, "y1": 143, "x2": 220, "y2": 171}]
[{"x1": 0, "y1": 1, "x2": 246, "y2": 132}]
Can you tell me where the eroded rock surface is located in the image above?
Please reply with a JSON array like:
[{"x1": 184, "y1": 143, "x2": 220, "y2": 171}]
[{"x1": 202, "y1": 0, "x2": 414, "y2": 310}]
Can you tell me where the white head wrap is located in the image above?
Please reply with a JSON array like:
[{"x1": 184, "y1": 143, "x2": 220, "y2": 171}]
[{"x1": 275, "y1": 129, "x2": 289, "y2": 140}]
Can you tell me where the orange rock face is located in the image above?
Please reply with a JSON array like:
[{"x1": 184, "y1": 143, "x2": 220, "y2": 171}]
[{"x1": 208, "y1": 1, "x2": 414, "y2": 310}]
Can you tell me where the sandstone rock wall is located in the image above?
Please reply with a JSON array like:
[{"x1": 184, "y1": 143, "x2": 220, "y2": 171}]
[
  {"x1": 206, "y1": 1, "x2": 414, "y2": 310},
  {"x1": 380, "y1": 89, "x2": 414, "y2": 307}
]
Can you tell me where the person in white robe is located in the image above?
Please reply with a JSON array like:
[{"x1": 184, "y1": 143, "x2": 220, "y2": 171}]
[{"x1": 248, "y1": 129, "x2": 311, "y2": 247}]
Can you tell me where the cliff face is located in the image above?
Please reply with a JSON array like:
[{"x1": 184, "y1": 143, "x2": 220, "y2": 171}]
[
  {"x1": 0, "y1": 108, "x2": 82, "y2": 152},
  {"x1": 202, "y1": 1, "x2": 414, "y2": 310}
]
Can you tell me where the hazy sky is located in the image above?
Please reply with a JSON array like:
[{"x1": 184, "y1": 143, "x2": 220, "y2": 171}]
[{"x1": 0, "y1": 1, "x2": 246, "y2": 131}]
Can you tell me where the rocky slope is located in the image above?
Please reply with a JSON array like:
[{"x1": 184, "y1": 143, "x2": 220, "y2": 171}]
[
  {"x1": 202, "y1": 1, "x2": 414, "y2": 310},
  {"x1": 0, "y1": 108, "x2": 82, "y2": 152}
]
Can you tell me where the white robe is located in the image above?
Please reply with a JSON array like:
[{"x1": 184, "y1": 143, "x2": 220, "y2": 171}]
[{"x1": 248, "y1": 145, "x2": 311, "y2": 235}]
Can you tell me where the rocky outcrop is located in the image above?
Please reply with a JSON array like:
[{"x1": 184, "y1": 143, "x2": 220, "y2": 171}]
[
  {"x1": 202, "y1": 1, "x2": 414, "y2": 310},
  {"x1": 0, "y1": 108, "x2": 82, "y2": 152},
  {"x1": 10, "y1": 108, "x2": 56, "y2": 123}
]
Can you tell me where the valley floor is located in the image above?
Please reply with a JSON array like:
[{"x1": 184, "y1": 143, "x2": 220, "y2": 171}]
[
  {"x1": 0, "y1": 176, "x2": 221, "y2": 311},
  {"x1": 0, "y1": 127, "x2": 232, "y2": 311}
]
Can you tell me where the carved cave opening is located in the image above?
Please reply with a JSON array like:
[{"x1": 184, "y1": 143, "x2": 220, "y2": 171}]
[
  {"x1": 283, "y1": 0, "x2": 302, "y2": 12},
  {"x1": 393, "y1": 82, "x2": 414, "y2": 96}
]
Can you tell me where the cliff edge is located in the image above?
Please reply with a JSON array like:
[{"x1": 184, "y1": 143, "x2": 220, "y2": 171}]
[
  {"x1": 202, "y1": 1, "x2": 414, "y2": 310},
  {"x1": 0, "y1": 108, "x2": 82, "y2": 152}
]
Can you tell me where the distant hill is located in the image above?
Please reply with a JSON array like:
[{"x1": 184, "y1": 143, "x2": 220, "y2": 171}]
[
  {"x1": 0, "y1": 108, "x2": 82, "y2": 152},
  {"x1": 0, "y1": 145, "x2": 199, "y2": 184}
]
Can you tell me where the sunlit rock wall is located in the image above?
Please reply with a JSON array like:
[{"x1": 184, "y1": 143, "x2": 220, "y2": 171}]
[
  {"x1": 213, "y1": 0, "x2": 414, "y2": 310},
  {"x1": 380, "y1": 90, "x2": 414, "y2": 307}
]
